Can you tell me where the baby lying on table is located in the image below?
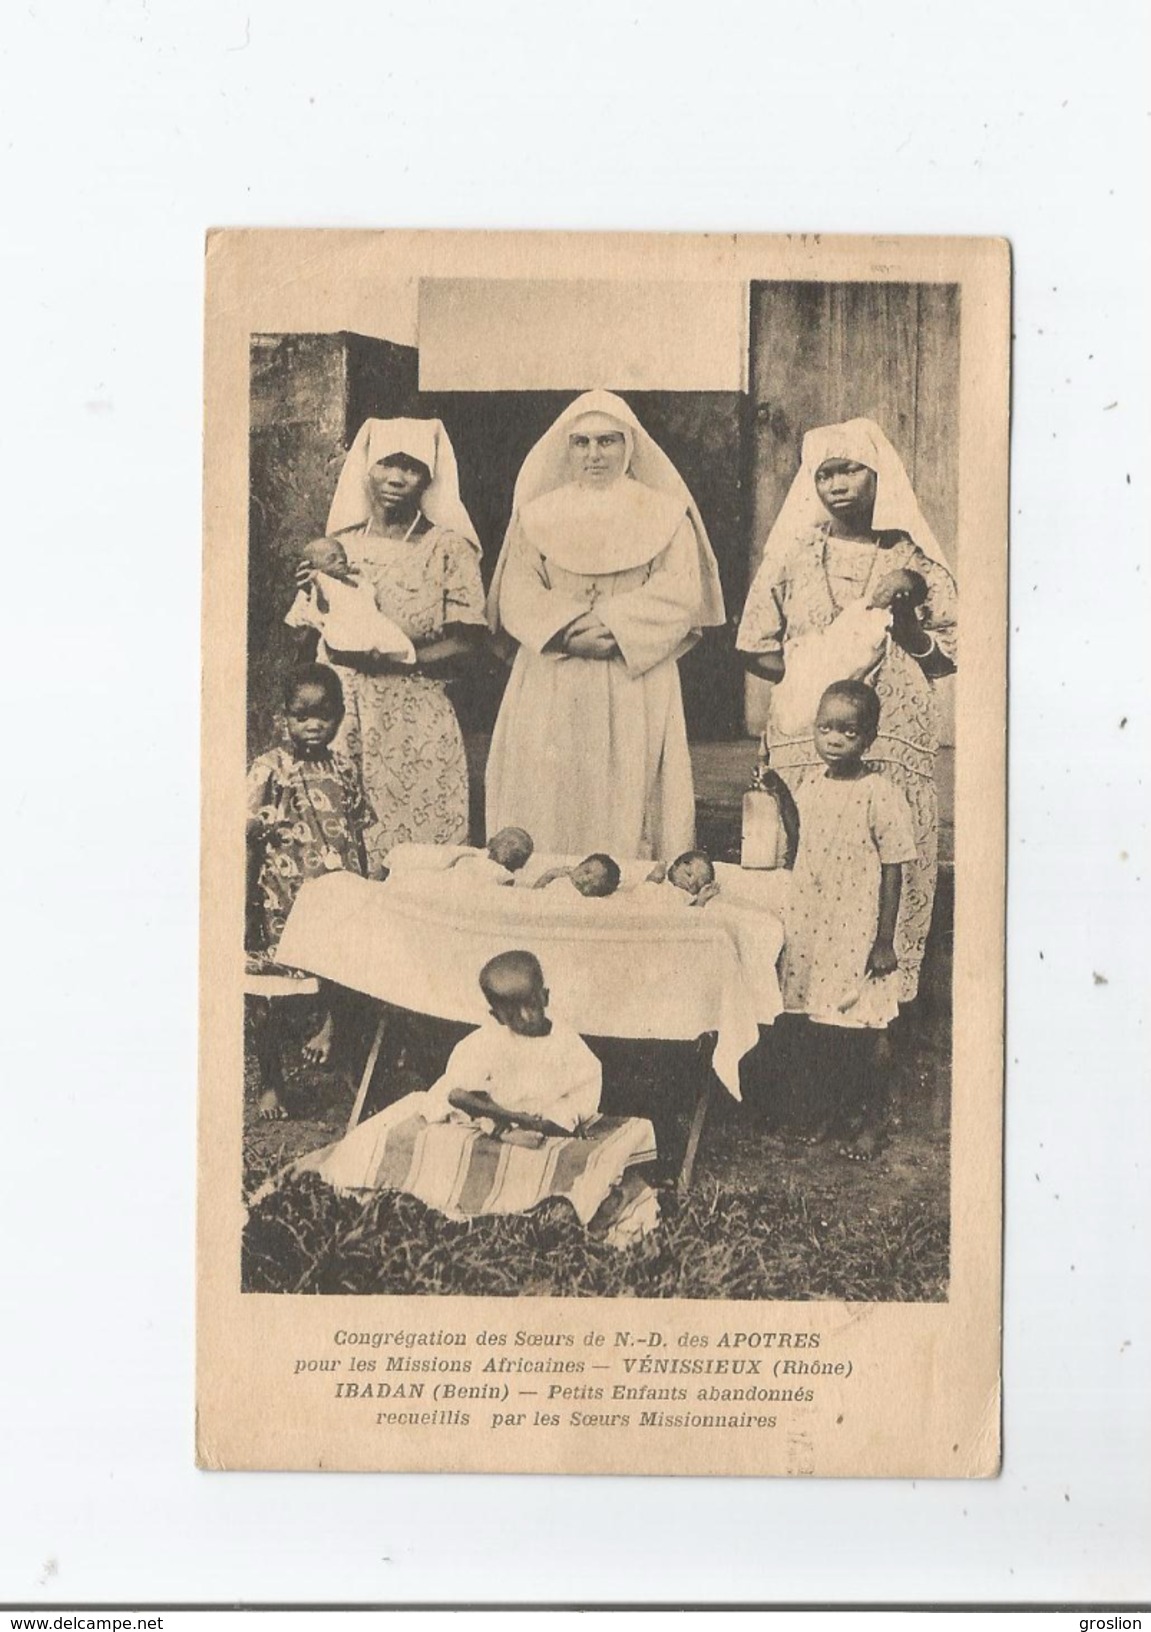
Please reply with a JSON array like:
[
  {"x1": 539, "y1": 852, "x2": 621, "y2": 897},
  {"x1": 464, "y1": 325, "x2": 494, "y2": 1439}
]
[
  {"x1": 532, "y1": 853, "x2": 621, "y2": 897},
  {"x1": 443, "y1": 826, "x2": 535, "y2": 887},
  {"x1": 642, "y1": 849, "x2": 721, "y2": 908}
]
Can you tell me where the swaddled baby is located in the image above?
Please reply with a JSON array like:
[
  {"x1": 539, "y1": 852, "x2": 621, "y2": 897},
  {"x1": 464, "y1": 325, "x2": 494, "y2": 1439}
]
[
  {"x1": 285, "y1": 537, "x2": 417, "y2": 664},
  {"x1": 444, "y1": 827, "x2": 535, "y2": 887},
  {"x1": 770, "y1": 568, "x2": 927, "y2": 738},
  {"x1": 641, "y1": 850, "x2": 720, "y2": 907},
  {"x1": 532, "y1": 854, "x2": 621, "y2": 898}
]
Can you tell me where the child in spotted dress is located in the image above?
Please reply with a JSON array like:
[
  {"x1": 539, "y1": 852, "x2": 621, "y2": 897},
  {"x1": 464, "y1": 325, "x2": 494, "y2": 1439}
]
[
  {"x1": 245, "y1": 663, "x2": 369, "y2": 1119},
  {"x1": 782, "y1": 680, "x2": 917, "y2": 1160}
]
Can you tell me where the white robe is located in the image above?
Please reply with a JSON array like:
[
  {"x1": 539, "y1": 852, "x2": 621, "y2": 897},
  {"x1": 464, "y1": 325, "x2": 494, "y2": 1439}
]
[{"x1": 485, "y1": 512, "x2": 703, "y2": 861}]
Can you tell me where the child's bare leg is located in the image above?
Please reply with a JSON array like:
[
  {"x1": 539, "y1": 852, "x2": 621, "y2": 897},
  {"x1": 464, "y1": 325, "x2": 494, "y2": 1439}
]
[
  {"x1": 302, "y1": 979, "x2": 343, "y2": 1067},
  {"x1": 838, "y1": 1030, "x2": 888, "y2": 1162},
  {"x1": 250, "y1": 997, "x2": 289, "y2": 1120},
  {"x1": 791, "y1": 1021, "x2": 835, "y2": 1142},
  {"x1": 302, "y1": 1007, "x2": 334, "y2": 1066}
]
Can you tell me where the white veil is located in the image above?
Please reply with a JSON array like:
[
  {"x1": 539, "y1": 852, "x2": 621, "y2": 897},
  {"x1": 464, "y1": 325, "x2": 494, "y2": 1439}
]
[
  {"x1": 326, "y1": 416, "x2": 480, "y2": 552},
  {"x1": 758, "y1": 417, "x2": 949, "y2": 585},
  {"x1": 487, "y1": 390, "x2": 725, "y2": 632}
]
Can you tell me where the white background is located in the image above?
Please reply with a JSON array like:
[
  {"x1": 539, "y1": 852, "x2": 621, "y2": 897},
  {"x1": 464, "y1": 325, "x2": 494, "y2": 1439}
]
[{"x1": 2, "y1": 0, "x2": 1148, "y2": 1607}]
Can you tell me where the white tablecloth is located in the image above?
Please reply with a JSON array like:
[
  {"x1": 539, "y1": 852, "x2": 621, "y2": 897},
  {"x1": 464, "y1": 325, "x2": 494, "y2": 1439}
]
[{"x1": 275, "y1": 861, "x2": 790, "y2": 1099}]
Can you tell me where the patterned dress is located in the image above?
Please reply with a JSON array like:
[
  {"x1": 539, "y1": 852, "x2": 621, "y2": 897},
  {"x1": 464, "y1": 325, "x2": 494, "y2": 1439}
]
[
  {"x1": 327, "y1": 521, "x2": 487, "y2": 875},
  {"x1": 738, "y1": 523, "x2": 958, "y2": 1001},
  {"x1": 782, "y1": 770, "x2": 917, "y2": 1028},
  {"x1": 246, "y1": 745, "x2": 367, "y2": 957}
]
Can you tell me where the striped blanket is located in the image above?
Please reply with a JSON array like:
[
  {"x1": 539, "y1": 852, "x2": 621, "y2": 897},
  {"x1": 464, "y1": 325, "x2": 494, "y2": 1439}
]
[{"x1": 300, "y1": 1108, "x2": 659, "y2": 1243}]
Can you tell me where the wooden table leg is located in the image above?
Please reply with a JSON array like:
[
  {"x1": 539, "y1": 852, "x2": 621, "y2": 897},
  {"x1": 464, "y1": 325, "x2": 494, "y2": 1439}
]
[
  {"x1": 678, "y1": 1070, "x2": 716, "y2": 1195},
  {"x1": 346, "y1": 1011, "x2": 388, "y2": 1133}
]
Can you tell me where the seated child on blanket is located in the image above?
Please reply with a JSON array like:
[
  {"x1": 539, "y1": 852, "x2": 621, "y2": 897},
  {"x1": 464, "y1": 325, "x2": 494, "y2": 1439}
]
[
  {"x1": 286, "y1": 536, "x2": 417, "y2": 665},
  {"x1": 285, "y1": 951, "x2": 658, "y2": 1245},
  {"x1": 298, "y1": 950, "x2": 602, "y2": 1175},
  {"x1": 443, "y1": 826, "x2": 535, "y2": 887},
  {"x1": 426, "y1": 950, "x2": 601, "y2": 1136},
  {"x1": 532, "y1": 853, "x2": 621, "y2": 898},
  {"x1": 642, "y1": 849, "x2": 721, "y2": 907}
]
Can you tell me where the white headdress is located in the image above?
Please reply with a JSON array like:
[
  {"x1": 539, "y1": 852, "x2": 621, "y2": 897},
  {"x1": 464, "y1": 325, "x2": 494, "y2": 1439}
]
[
  {"x1": 326, "y1": 417, "x2": 480, "y2": 553},
  {"x1": 759, "y1": 417, "x2": 949, "y2": 583},
  {"x1": 488, "y1": 389, "x2": 725, "y2": 630}
]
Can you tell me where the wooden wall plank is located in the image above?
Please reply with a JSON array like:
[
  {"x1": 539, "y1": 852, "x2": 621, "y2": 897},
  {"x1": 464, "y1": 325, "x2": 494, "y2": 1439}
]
[
  {"x1": 828, "y1": 283, "x2": 919, "y2": 478},
  {"x1": 745, "y1": 283, "x2": 831, "y2": 732},
  {"x1": 748, "y1": 281, "x2": 830, "y2": 582},
  {"x1": 912, "y1": 283, "x2": 961, "y2": 561}
]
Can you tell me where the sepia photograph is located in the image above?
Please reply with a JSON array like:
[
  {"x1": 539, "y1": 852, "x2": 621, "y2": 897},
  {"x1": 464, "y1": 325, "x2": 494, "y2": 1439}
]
[
  {"x1": 199, "y1": 229, "x2": 1006, "y2": 1476},
  {"x1": 6, "y1": 0, "x2": 1146, "y2": 1598},
  {"x1": 238, "y1": 271, "x2": 961, "y2": 1302}
]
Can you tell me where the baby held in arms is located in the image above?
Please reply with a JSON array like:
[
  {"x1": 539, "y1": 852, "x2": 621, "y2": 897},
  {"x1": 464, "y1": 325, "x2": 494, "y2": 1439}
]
[
  {"x1": 532, "y1": 853, "x2": 621, "y2": 897},
  {"x1": 643, "y1": 849, "x2": 720, "y2": 907},
  {"x1": 770, "y1": 565, "x2": 929, "y2": 739},
  {"x1": 285, "y1": 536, "x2": 417, "y2": 664},
  {"x1": 444, "y1": 826, "x2": 535, "y2": 887}
]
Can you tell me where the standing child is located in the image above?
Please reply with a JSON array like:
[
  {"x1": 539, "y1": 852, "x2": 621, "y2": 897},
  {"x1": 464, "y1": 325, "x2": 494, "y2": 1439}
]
[
  {"x1": 782, "y1": 680, "x2": 918, "y2": 1159},
  {"x1": 246, "y1": 663, "x2": 369, "y2": 1119}
]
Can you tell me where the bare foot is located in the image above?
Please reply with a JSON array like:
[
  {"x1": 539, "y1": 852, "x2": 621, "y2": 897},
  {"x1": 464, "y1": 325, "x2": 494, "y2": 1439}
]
[
  {"x1": 257, "y1": 1088, "x2": 289, "y2": 1121},
  {"x1": 302, "y1": 1010, "x2": 334, "y2": 1066},
  {"x1": 838, "y1": 1128, "x2": 886, "y2": 1163}
]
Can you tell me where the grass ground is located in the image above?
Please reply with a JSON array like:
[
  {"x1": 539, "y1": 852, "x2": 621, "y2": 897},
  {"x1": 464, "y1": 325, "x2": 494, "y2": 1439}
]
[{"x1": 241, "y1": 999, "x2": 949, "y2": 1302}]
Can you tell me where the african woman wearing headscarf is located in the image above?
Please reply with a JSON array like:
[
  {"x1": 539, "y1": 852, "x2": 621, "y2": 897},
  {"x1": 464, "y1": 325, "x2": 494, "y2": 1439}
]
[
  {"x1": 485, "y1": 391, "x2": 725, "y2": 861},
  {"x1": 737, "y1": 419, "x2": 958, "y2": 1004},
  {"x1": 323, "y1": 417, "x2": 485, "y2": 873}
]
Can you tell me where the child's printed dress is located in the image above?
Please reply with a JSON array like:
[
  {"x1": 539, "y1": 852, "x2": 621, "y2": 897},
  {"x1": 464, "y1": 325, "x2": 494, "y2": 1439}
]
[
  {"x1": 782, "y1": 769, "x2": 917, "y2": 1029},
  {"x1": 738, "y1": 524, "x2": 957, "y2": 1001},
  {"x1": 246, "y1": 746, "x2": 367, "y2": 958}
]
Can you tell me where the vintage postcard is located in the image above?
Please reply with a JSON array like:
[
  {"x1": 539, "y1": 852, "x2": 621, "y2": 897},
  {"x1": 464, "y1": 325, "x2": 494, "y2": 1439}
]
[{"x1": 198, "y1": 230, "x2": 1008, "y2": 1476}]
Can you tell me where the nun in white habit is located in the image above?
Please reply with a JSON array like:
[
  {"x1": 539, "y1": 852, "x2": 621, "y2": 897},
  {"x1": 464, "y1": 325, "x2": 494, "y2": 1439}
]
[
  {"x1": 322, "y1": 417, "x2": 486, "y2": 872},
  {"x1": 485, "y1": 391, "x2": 725, "y2": 861}
]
